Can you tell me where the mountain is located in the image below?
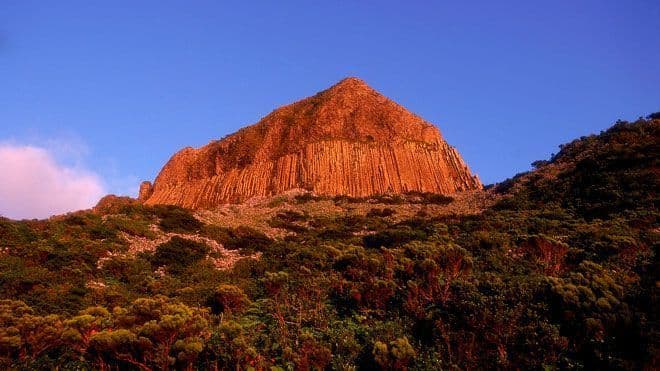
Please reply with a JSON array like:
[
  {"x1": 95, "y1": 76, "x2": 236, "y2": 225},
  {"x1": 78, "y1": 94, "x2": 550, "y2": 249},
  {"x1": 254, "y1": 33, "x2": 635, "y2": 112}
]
[
  {"x1": 0, "y1": 116, "x2": 658, "y2": 370},
  {"x1": 140, "y1": 77, "x2": 481, "y2": 208},
  {"x1": 495, "y1": 116, "x2": 659, "y2": 219}
]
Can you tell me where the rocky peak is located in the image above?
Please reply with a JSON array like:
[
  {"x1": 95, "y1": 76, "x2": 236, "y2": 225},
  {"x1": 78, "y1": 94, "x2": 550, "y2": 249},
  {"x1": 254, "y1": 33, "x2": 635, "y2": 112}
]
[
  {"x1": 320, "y1": 77, "x2": 380, "y2": 100},
  {"x1": 327, "y1": 76, "x2": 371, "y2": 90},
  {"x1": 142, "y1": 77, "x2": 482, "y2": 208}
]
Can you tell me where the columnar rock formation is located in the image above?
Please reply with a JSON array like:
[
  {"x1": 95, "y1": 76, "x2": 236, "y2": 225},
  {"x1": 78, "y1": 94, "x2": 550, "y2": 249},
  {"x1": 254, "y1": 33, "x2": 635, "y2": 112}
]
[{"x1": 142, "y1": 77, "x2": 481, "y2": 208}]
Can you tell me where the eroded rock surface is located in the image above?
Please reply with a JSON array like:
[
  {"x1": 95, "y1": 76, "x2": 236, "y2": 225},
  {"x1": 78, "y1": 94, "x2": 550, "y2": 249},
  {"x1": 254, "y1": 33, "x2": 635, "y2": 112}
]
[{"x1": 143, "y1": 77, "x2": 481, "y2": 208}]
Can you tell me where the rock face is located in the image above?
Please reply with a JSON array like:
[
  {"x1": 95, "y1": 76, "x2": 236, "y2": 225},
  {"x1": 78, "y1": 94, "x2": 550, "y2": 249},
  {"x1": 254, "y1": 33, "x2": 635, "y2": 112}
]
[
  {"x1": 143, "y1": 77, "x2": 481, "y2": 208},
  {"x1": 138, "y1": 181, "x2": 154, "y2": 202}
]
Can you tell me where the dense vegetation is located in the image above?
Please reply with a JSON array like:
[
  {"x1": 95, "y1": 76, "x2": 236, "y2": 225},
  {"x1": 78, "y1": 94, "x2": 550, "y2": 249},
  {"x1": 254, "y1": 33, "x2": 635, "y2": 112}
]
[{"x1": 0, "y1": 117, "x2": 657, "y2": 369}]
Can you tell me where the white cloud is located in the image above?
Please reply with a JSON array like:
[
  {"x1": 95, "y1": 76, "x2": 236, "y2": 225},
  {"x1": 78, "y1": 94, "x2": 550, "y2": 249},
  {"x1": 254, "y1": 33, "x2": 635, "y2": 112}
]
[{"x1": 0, "y1": 143, "x2": 106, "y2": 220}]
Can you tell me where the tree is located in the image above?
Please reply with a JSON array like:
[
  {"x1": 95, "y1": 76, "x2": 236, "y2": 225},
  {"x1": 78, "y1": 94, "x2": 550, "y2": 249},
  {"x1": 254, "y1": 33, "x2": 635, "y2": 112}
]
[
  {"x1": 76, "y1": 296, "x2": 213, "y2": 370},
  {"x1": 0, "y1": 300, "x2": 65, "y2": 365},
  {"x1": 117, "y1": 297, "x2": 210, "y2": 369},
  {"x1": 211, "y1": 284, "x2": 250, "y2": 314},
  {"x1": 88, "y1": 329, "x2": 145, "y2": 370},
  {"x1": 294, "y1": 331, "x2": 331, "y2": 370},
  {"x1": 207, "y1": 320, "x2": 258, "y2": 370},
  {"x1": 62, "y1": 306, "x2": 111, "y2": 355},
  {"x1": 373, "y1": 337, "x2": 416, "y2": 370},
  {"x1": 646, "y1": 112, "x2": 660, "y2": 120},
  {"x1": 520, "y1": 235, "x2": 568, "y2": 276}
]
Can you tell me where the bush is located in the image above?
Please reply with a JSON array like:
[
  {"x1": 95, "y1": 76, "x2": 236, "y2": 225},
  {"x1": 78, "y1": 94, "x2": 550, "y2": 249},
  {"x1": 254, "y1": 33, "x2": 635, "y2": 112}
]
[
  {"x1": 646, "y1": 111, "x2": 660, "y2": 120},
  {"x1": 363, "y1": 227, "x2": 427, "y2": 248},
  {"x1": 367, "y1": 208, "x2": 396, "y2": 218},
  {"x1": 201, "y1": 225, "x2": 272, "y2": 252},
  {"x1": 154, "y1": 205, "x2": 203, "y2": 233},
  {"x1": 404, "y1": 191, "x2": 454, "y2": 205},
  {"x1": 200, "y1": 225, "x2": 234, "y2": 244},
  {"x1": 373, "y1": 337, "x2": 416, "y2": 369},
  {"x1": 294, "y1": 193, "x2": 328, "y2": 204},
  {"x1": 105, "y1": 216, "x2": 155, "y2": 239},
  {"x1": 268, "y1": 211, "x2": 309, "y2": 232},
  {"x1": 275, "y1": 210, "x2": 307, "y2": 223},
  {"x1": 152, "y1": 236, "x2": 209, "y2": 274},
  {"x1": 210, "y1": 285, "x2": 250, "y2": 314}
]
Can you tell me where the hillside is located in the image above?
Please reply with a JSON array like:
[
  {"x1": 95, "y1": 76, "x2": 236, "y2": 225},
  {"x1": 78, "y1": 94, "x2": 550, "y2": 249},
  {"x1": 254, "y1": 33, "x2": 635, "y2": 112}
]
[
  {"x1": 141, "y1": 77, "x2": 481, "y2": 208},
  {"x1": 0, "y1": 116, "x2": 657, "y2": 369}
]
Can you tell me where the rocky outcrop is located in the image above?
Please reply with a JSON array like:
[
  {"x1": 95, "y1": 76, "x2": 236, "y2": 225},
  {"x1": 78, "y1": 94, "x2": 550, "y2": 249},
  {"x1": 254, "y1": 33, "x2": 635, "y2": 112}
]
[
  {"x1": 138, "y1": 181, "x2": 154, "y2": 202},
  {"x1": 142, "y1": 77, "x2": 481, "y2": 208}
]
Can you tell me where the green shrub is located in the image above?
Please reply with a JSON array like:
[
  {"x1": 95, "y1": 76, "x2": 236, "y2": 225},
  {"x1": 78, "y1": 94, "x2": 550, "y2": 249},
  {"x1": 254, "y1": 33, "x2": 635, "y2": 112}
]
[
  {"x1": 152, "y1": 236, "x2": 209, "y2": 274},
  {"x1": 201, "y1": 225, "x2": 272, "y2": 252},
  {"x1": 404, "y1": 191, "x2": 454, "y2": 205},
  {"x1": 268, "y1": 210, "x2": 309, "y2": 232},
  {"x1": 210, "y1": 284, "x2": 250, "y2": 314},
  {"x1": 294, "y1": 193, "x2": 328, "y2": 204},
  {"x1": 153, "y1": 205, "x2": 203, "y2": 233},
  {"x1": 366, "y1": 208, "x2": 396, "y2": 218},
  {"x1": 104, "y1": 216, "x2": 155, "y2": 239},
  {"x1": 363, "y1": 227, "x2": 427, "y2": 248}
]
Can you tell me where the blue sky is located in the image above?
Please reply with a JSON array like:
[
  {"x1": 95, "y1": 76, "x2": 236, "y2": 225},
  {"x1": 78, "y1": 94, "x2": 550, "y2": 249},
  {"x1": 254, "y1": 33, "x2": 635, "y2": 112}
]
[{"x1": 1, "y1": 1, "x2": 659, "y2": 208}]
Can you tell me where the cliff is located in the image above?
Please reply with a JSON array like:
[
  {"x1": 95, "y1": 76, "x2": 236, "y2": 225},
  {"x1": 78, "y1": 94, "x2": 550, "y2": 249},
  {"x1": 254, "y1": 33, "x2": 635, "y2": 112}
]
[{"x1": 142, "y1": 77, "x2": 481, "y2": 208}]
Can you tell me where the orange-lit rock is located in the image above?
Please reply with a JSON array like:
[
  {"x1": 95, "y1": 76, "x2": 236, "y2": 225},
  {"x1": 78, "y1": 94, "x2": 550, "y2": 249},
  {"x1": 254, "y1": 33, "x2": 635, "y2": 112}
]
[
  {"x1": 143, "y1": 77, "x2": 481, "y2": 208},
  {"x1": 138, "y1": 181, "x2": 154, "y2": 202}
]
